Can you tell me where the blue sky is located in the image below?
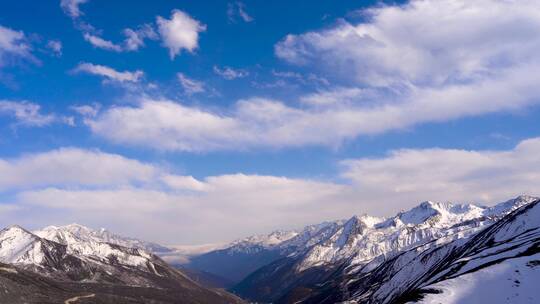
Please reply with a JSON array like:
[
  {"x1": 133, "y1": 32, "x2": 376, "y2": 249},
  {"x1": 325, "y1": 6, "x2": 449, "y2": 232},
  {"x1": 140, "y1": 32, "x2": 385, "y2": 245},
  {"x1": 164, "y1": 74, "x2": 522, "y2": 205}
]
[{"x1": 1, "y1": 0, "x2": 539, "y2": 244}]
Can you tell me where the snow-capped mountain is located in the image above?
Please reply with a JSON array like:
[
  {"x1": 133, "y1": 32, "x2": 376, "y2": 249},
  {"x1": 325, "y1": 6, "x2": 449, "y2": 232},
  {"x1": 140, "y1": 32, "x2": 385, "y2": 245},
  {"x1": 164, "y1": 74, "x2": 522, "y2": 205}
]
[
  {"x1": 0, "y1": 224, "x2": 172, "y2": 282},
  {"x1": 35, "y1": 223, "x2": 172, "y2": 254},
  {"x1": 230, "y1": 195, "x2": 539, "y2": 302},
  {"x1": 303, "y1": 197, "x2": 540, "y2": 303},
  {"x1": 0, "y1": 224, "x2": 243, "y2": 303}
]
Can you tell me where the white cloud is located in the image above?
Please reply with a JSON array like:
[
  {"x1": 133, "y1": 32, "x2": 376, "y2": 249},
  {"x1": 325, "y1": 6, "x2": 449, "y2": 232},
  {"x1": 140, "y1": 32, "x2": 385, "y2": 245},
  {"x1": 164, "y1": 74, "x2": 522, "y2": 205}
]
[
  {"x1": 340, "y1": 137, "x2": 540, "y2": 212},
  {"x1": 156, "y1": 9, "x2": 206, "y2": 59},
  {"x1": 1, "y1": 138, "x2": 539, "y2": 243},
  {"x1": 73, "y1": 62, "x2": 144, "y2": 82},
  {"x1": 123, "y1": 24, "x2": 158, "y2": 51},
  {"x1": 227, "y1": 2, "x2": 254, "y2": 23},
  {"x1": 299, "y1": 87, "x2": 367, "y2": 106},
  {"x1": 46, "y1": 40, "x2": 62, "y2": 57},
  {"x1": 0, "y1": 25, "x2": 34, "y2": 66},
  {"x1": 0, "y1": 100, "x2": 57, "y2": 127},
  {"x1": 88, "y1": 63, "x2": 540, "y2": 151},
  {"x1": 83, "y1": 33, "x2": 122, "y2": 52},
  {"x1": 13, "y1": 174, "x2": 345, "y2": 244},
  {"x1": 87, "y1": 99, "x2": 244, "y2": 152},
  {"x1": 70, "y1": 103, "x2": 101, "y2": 117},
  {"x1": 60, "y1": 0, "x2": 89, "y2": 19},
  {"x1": 177, "y1": 73, "x2": 205, "y2": 95},
  {"x1": 213, "y1": 66, "x2": 249, "y2": 80},
  {"x1": 276, "y1": 0, "x2": 540, "y2": 87},
  {"x1": 0, "y1": 148, "x2": 158, "y2": 191},
  {"x1": 161, "y1": 175, "x2": 208, "y2": 192},
  {"x1": 271, "y1": 70, "x2": 329, "y2": 86}
]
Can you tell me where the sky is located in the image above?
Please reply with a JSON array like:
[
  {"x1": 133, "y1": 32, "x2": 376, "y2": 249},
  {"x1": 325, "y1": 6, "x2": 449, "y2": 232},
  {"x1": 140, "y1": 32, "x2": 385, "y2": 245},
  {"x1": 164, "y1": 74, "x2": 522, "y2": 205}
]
[{"x1": 1, "y1": 0, "x2": 540, "y2": 245}]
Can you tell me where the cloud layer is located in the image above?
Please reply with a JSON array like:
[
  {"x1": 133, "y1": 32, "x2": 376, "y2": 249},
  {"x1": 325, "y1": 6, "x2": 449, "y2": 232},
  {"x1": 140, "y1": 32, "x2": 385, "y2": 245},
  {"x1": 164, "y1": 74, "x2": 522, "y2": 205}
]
[{"x1": 0, "y1": 138, "x2": 538, "y2": 243}]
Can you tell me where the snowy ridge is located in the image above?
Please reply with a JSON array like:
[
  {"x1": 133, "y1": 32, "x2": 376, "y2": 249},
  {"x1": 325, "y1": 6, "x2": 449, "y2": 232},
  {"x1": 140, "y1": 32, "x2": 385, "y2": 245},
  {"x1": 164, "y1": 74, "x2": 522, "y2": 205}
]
[
  {"x1": 293, "y1": 195, "x2": 537, "y2": 271},
  {"x1": 35, "y1": 223, "x2": 171, "y2": 254},
  {"x1": 217, "y1": 196, "x2": 537, "y2": 271},
  {"x1": 0, "y1": 226, "x2": 53, "y2": 265},
  {"x1": 230, "y1": 195, "x2": 539, "y2": 303},
  {"x1": 338, "y1": 197, "x2": 540, "y2": 304},
  {"x1": 0, "y1": 223, "x2": 175, "y2": 285}
]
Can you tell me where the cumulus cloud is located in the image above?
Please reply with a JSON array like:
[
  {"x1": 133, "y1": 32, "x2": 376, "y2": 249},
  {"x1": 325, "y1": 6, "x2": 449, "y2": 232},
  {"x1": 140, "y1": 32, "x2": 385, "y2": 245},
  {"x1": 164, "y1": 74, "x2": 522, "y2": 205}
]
[
  {"x1": 157, "y1": 10, "x2": 206, "y2": 59},
  {"x1": 177, "y1": 73, "x2": 205, "y2": 95},
  {"x1": 227, "y1": 2, "x2": 254, "y2": 23},
  {"x1": 213, "y1": 66, "x2": 249, "y2": 80},
  {"x1": 275, "y1": 0, "x2": 540, "y2": 87},
  {"x1": 73, "y1": 62, "x2": 144, "y2": 83},
  {"x1": 60, "y1": 0, "x2": 89, "y2": 19},
  {"x1": 1, "y1": 138, "x2": 539, "y2": 243},
  {"x1": 0, "y1": 100, "x2": 60, "y2": 127}
]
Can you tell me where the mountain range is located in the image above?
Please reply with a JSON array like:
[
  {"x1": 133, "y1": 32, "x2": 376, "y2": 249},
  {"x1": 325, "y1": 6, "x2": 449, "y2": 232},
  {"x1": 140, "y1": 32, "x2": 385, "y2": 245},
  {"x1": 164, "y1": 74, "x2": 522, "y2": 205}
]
[
  {"x1": 0, "y1": 195, "x2": 538, "y2": 303},
  {"x1": 0, "y1": 224, "x2": 243, "y2": 303}
]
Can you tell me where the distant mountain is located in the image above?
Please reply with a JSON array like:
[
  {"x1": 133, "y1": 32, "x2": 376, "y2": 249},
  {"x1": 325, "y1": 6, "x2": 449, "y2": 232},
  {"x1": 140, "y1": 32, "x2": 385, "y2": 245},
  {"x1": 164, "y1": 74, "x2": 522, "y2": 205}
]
[
  {"x1": 35, "y1": 223, "x2": 172, "y2": 254},
  {"x1": 185, "y1": 222, "x2": 341, "y2": 283},
  {"x1": 0, "y1": 225, "x2": 243, "y2": 303},
  {"x1": 228, "y1": 195, "x2": 538, "y2": 303}
]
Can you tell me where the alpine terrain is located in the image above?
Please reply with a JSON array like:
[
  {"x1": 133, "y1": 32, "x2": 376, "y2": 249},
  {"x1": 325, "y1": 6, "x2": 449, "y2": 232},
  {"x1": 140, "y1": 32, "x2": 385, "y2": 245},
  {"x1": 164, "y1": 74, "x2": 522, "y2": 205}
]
[
  {"x1": 0, "y1": 195, "x2": 538, "y2": 303},
  {"x1": 0, "y1": 224, "x2": 243, "y2": 303},
  {"x1": 180, "y1": 196, "x2": 540, "y2": 303}
]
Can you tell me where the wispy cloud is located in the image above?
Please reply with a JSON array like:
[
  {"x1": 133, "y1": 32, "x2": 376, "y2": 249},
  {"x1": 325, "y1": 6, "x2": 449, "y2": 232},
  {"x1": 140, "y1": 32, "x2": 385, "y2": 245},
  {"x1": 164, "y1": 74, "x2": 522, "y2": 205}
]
[
  {"x1": 60, "y1": 0, "x2": 89, "y2": 19},
  {"x1": 213, "y1": 66, "x2": 249, "y2": 80},
  {"x1": 0, "y1": 100, "x2": 70, "y2": 127},
  {"x1": 46, "y1": 40, "x2": 62, "y2": 57},
  {"x1": 177, "y1": 73, "x2": 205, "y2": 95},
  {"x1": 73, "y1": 62, "x2": 144, "y2": 83},
  {"x1": 227, "y1": 2, "x2": 254, "y2": 23},
  {"x1": 0, "y1": 25, "x2": 36, "y2": 67},
  {"x1": 83, "y1": 33, "x2": 122, "y2": 52},
  {"x1": 123, "y1": 24, "x2": 158, "y2": 51}
]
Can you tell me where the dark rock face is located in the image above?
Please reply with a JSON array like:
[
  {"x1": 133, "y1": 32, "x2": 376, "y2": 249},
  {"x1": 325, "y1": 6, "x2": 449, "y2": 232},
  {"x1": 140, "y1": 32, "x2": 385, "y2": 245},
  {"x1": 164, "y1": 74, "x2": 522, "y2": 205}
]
[
  {"x1": 0, "y1": 262, "x2": 244, "y2": 304},
  {"x1": 230, "y1": 255, "x2": 344, "y2": 303}
]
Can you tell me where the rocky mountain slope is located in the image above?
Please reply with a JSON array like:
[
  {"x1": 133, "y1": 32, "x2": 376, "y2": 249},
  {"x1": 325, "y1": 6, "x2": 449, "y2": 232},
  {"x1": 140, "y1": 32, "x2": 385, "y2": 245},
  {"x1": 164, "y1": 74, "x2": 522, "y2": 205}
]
[
  {"x1": 303, "y1": 197, "x2": 540, "y2": 303},
  {"x1": 0, "y1": 225, "x2": 243, "y2": 303},
  {"x1": 228, "y1": 196, "x2": 538, "y2": 303}
]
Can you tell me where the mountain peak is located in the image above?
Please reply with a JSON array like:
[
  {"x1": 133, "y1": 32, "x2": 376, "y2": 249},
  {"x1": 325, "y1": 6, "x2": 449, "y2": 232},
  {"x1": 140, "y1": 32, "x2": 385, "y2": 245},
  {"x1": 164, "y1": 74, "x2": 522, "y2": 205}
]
[
  {"x1": 2, "y1": 225, "x2": 34, "y2": 236},
  {"x1": 485, "y1": 195, "x2": 539, "y2": 216}
]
